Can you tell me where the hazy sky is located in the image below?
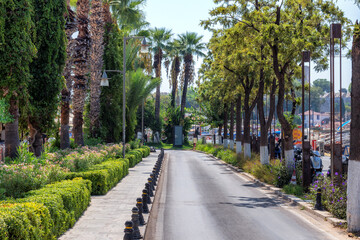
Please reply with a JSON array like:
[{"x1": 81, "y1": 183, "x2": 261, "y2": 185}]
[{"x1": 144, "y1": 0, "x2": 360, "y2": 93}]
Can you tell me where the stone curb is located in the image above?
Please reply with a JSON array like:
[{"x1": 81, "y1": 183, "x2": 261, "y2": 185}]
[{"x1": 194, "y1": 150, "x2": 347, "y2": 228}]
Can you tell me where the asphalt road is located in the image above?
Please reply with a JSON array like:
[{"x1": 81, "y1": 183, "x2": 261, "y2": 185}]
[{"x1": 149, "y1": 150, "x2": 345, "y2": 240}]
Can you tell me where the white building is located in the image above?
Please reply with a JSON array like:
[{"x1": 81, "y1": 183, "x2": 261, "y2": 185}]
[{"x1": 300, "y1": 110, "x2": 329, "y2": 128}]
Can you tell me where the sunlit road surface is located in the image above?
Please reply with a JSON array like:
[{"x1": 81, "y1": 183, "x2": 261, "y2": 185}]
[{"x1": 149, "y1": 150, "x2": 347, "y2": 240}]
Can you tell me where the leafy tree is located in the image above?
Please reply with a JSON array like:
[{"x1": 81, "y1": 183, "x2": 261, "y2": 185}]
[
  {"x1": 0, "y1": 0, "x2": 36, "y2": 158},
  {"x1": 203, "y1": 0, "x2": 349, "y2": 168},
  {"x1": 163, "y1": 106, "x2": 192, "y2": 144},
  {"x1": 313, "y1": 79, "x2": 330, "y2": 93},
  {"x1": 125, "y1": 69, "x2": 160, "y2": 141},
  {"x1": 0, "y1": 99, "x2": 13, "y2": 123},
  {"x1": 27, "y1": 0, "x2": 66, "y2": 156},
  {"x1": 178, "y1": 32, "x2": 205, "y2": 118},
  {"x1": 135, "y1": 96, "x2": 158, "y2": 136}
]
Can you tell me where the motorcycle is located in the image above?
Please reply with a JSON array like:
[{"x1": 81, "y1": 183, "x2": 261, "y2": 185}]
[
  {"x1": 293, "y1": 145, "x2": 323, "y2": 181},
  {"x1": 310, "y1": 151, "x2": 323, "y2": 179}
]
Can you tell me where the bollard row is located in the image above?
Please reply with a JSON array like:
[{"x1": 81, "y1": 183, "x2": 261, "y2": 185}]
[{"x1": 123, "y1": 148, "x2": 165, "y2": 240}]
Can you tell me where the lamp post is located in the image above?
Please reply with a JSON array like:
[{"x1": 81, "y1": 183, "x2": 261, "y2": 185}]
[
  {"x1": 302, "y1": 50, "x2": 312, "y2": 190},
  {"x1": 102, "y1": 36, "x2": 148, "y2": 158},
  {"x1": 330, "y1": 23, "x2": 342, "y2": 180}
]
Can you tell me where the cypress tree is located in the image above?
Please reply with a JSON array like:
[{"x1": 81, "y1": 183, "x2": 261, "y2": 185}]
[
  {"x1": 0, "y1": 0, "x2": 36, "y2": 158},
  {"x1": 27, "y1": 0, "x2": 67, "y2": 156}
]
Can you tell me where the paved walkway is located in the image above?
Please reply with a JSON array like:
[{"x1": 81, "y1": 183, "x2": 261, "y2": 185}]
[{"x1": 59, "y1": 152, "x2": 159, "y2": 240}]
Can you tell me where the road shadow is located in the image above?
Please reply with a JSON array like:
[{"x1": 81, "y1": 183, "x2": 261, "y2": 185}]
[{"x1": 219, "y1": 196, "x2": 282, "y2": 209}]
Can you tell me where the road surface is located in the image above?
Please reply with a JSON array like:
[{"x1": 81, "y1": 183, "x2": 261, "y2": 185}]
[{"x1": 147, "y1": 150, "x2": 348, "y2": 240}]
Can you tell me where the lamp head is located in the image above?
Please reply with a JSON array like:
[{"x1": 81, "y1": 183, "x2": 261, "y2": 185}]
[
  {"x1": 101, "y1": 70, "x2": 109, "y2": 87},
  {"x1": 140, "y1": 38, "x2": 149, "y2": 54}
]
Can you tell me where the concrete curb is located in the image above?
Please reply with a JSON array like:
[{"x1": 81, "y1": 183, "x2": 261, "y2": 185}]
[
  {"x1": 194, "y1": 150, "x2": 347, "y2": 228},
  {"x1": 143, "y1": 152, "x2": 168, "y2": 239}
]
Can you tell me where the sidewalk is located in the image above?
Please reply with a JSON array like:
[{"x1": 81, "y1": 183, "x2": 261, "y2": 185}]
[{"x1": 59, "y1": 152, "x2": 159, "y2": 240}]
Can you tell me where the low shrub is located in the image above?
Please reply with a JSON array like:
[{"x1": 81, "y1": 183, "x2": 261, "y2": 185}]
[
  {"x1": 64, "y1": 159, "x2": 128, "y2": 195},
  {"x1": 0, "y1": 178, "x2": 91, "y2": 238},
  {"x1": 283, "y1": 184, "x2": 304, "y2": 197},
  {"x1": 129, "y1": 140, "x2": 140, "y2": 150},
  {"x1": 306, "y1": 174, "x2": 347, "y2": 219},
  {"x1": 0, "y1": 202, "x2": 53, "y2": 240},
  {"x1": 196, "y1": 144, "x2": 292, "y2": 188},
  {"x1": 139, "y1": 146, "x2": 150, "y2": 158},
  {"x1": 0, "y1": 163, "x2": 67, "y2": 199}
]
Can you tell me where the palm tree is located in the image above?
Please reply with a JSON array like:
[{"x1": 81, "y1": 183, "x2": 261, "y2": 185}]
[
  {"x1": 89, "y1": 0, "x2": 105, "y2": 138},
  {"x1": 72, "y1": 0, "x2": 90, "y2": 146},
  {"x1": 148, "y1": 27, "x2": 172, "y2": 126},
  {"x1": 165, "y1": 40, "x2": 182, "y2": 108},
  {"x1": 61, "y1": 0, "x2": 77, "y2": 149},
  {"x1": 178, "y1": 32, "x2": 205, "y2": 118},
  {"x1": 110, "y1": 0, "x2": 148, "y2": 31},
  {"x1": 126, "y1": 69, "x2": 160, "y2": 141}
]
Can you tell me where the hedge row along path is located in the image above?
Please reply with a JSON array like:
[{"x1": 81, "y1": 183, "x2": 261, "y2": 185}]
[{"x1": 59, "y1": 152, "x2": 159, "y2": 239}]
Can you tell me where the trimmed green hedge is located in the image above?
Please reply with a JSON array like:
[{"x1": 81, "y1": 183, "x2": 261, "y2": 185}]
[
  {"x1": 0, "y1": 178, "x2": 91, "y2": 239},
  {"x1": 65, "y1": 159, "x2": 129, "y2": 195},
  {"x1": 140, "y1": 146, "x2": 150, "y2": 158}
]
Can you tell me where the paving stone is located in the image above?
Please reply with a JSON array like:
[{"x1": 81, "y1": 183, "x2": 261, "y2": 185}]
[{"x1": 59, "y1": 152, "x2": 158, "y2": 240}]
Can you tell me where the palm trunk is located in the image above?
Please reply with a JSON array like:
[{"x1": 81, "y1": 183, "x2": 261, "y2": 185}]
[
  {"x1": 171, "y1": 56, "x2": 180, "y2": 108},
  {"x1": 61, "y1": 4, "x2": 76, "y2": 149},
  {"x1": 348, "y1": 22, "x2": 360, "y2": 232},
  {"x1": 28, "y1": 123, "x2": 43, "y2": 157},
  {"x1": 5, "y1": 98, "x2": 19, "y2": 158},
  {"x1": 89, "y1": 0, "x2": 105, "y2": 138},
  {"x1": 154, "y1": 50, "x2": 162, "y2": 122},
  {"x1": 72, "y1": 0, "x2": 90, "y2": 146},
  {"x1": 180, "y1": 54, "x2": 192, "y2": 118}
]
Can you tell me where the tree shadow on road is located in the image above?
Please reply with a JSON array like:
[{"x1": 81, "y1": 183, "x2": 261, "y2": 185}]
[{"x1": 219, "y1": 195, "x2": 282, "y2": 209}]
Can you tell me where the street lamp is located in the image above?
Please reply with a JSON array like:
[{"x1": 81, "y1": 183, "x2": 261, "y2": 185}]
[
  {"x1": 302, "y1": 50, "x2": 312, "y2": 190},
  {"x1": 330, "y1": 23, "x2": 343, "y2": 179},
  {"x1": 102, "y1": 36, "x2": 149, "y2": 158}
]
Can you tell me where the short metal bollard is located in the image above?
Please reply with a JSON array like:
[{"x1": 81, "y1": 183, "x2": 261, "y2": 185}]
[
  {"x1": 150, "y1": 173, "x2": 156, "y2": 186},
  {"x1": 145, "y1": 182, "x2": 153, "y2": 197},
  {"x1": 148, "y1": 177, "x2": 155, "y2": 191},
  {"x1": 142, "y1": 189, "x2": 150, "y2": 213},
  {"x1": 136, "y1": 198, "x2": 146, "y2": 225},
  {"x1": 315, "y1": 188, "x2": 323, "y2": 210},
  {"x1": 123, "y1": 221, "x2": 134, "y2": 240},
  {"x1": 131, "y1": 207, "x2": 142, "y2": 239}
]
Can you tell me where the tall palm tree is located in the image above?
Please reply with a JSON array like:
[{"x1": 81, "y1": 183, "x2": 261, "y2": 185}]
[
  {"x1": 110, "y1": 0, "x2": 148, "y2": 31},
  {"x1": 61, "y1": 0, "x2": 77, "y2": 149},
  {"x1": 72, "y1": 0, "x2": 90, "y2": 146},
  {"x1": 148, "y1": 27, "x2": 172, "y2": 125},
  {"x1": 165, "y1": 40, "x2": 182, "y2": 108},
  {"x1": 89, "y1": 0, "x2": 105, "y2": 138},
  {"x1": 178, "y1": 32, "x2": 205, "y2": 118}
]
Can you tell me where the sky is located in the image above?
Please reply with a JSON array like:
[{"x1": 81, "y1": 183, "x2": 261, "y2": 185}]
[{"x1": 144, "y1": 0, "x2": 360, "y2": 93}]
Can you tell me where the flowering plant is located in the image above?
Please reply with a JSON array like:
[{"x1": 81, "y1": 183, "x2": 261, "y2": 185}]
[{"x1": 306, "y1": 173, "x2": 347, "y2": 219}]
